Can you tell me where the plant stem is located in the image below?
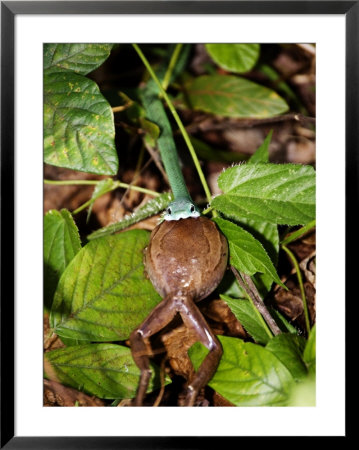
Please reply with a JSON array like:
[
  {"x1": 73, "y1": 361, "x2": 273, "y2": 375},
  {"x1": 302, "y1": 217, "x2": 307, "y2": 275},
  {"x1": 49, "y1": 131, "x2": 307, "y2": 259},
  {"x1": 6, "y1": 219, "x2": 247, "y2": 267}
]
[
  {"x1": 114, "y1": 182, "x2": 159, "y2": 197},
  {"x1": 44, "y1": 179, "x2": 160, "y2": 197},
  {"x1": 112, "y1": 103, "x2": 133, "y2": 113},
  {"x1": 162, "y1": 44, "x2": 183, "y2": 92},
  {"x1": 132, "y1": 43, "x2": 213, "y2": 206},
  {"x1": 282, "y1": 244, "x2": 311, "y2": 335},
  {"x1": 44, "y1": 179, "x2": 99, "y2": 186},
  {"x1": 231, "y1": 267, "x2": 280, "y2": 337},
  {"x1": 281, "y1": 220, "x2": 316, "y2": 245},
  {"x1": 201, "y1": 206, "x2": 213, "y2": 216}
]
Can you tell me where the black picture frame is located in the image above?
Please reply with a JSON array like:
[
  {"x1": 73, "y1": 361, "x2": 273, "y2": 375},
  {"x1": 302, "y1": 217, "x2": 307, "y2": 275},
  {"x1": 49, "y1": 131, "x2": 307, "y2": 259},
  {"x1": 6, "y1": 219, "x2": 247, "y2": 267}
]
[{"x1": 1, "y1": 1, "x2": 352, "y2": 447}]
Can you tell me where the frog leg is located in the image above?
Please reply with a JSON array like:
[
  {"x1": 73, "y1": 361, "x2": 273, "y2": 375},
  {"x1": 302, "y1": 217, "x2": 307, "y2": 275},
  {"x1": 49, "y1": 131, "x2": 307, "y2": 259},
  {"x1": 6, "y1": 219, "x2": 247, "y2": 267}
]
[
  {"x1": 174, "y1": 295, "x2": 222, "y2": 406},
  {"x1": 130, "y1": 294, "x2": 222, "y2": 406},
  {"x1": 130, "y1": 294, "x2": 177, "y2": 406}
]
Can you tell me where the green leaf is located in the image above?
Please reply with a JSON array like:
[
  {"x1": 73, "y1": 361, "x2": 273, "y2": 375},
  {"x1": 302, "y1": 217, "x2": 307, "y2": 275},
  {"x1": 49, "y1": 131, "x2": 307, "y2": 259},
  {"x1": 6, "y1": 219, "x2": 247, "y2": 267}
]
[
  {"x1": 217, "y1": 270, "x2": 244, "y2": 298},
  {"x1": 44, "y1": 71, "x2": 118, "y2": 175},
  {"x1": 86, "y1": 178, "x2": 116, "y2": 221},
  {"x1": 266, "y1": 333, "x2": 308, "y2": 381},
  {"x1": 57, "y1": 336, "x2": 83, "y2": 347},
  {"x1": 303, "y1": 324, "x2": 316, "y2": 375},
  {"x1": 206, "y1": 44, "x2": 260, "y2": 73},
  {"x1": 287, "y1": 377, "x2": 316, "y2": 406},
  {"x1": 212, "y1": 163, "x2": 316, "y2": 225},
  {"x1": 188, "y1": 336, "x2": 294, "y2": 406},
  {"x1": 268, "y1": 307, "x2": 298, "y2": 334},
  {"x1": 217, "y1": 217, "x2": 279, "y2": 298},
  {"x1": 186, "y1": 74, "x2": 288, "y2": 118},
  {"x1": 214, "y1": 217, "x2": 284, "y2": 287},
  {"x1": 44, "y1": 343, "x2": 169, "y2": 399},
  {"x1": 248, "y1": 130, "x2": 272, "y2": 164},
  {"x1": 50, "y1": 230, "x2": 161, "y2": 342},
  {"x1": 44, "y1": 209, "x2": 81, "y2": 310},
  {"x1": 87, "y1": 192, "x2": 173, "y2": 240},
  {"x1": 140, "y1": 117, "x2": 161, "y2": 147},
  {"x1": 221, "y1": 295, "x2": 271, "y2": 344},
  {"x1": 235, "y1": 217, "x2": 279, "y2": 295},
  {"x1": 44, "y1": 44, "x2": 113, "y2": 75}
]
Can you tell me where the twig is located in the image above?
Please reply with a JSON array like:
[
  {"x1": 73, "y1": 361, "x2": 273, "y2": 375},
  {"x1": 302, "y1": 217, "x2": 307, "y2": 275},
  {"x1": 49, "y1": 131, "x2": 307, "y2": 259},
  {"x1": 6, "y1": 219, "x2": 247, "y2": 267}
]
[
  {"x1": 231, "y1": 267, "x2": 281, "y2": 336},
  {"x1": 231, "y1": 269, "x2": 273, "y2": 340},
  {"x1": 144, "y1": 143, "x2": 169, "y2": 184},
  {"x1": 186, "y1": 113, "x2": 316, "y2": 134}
]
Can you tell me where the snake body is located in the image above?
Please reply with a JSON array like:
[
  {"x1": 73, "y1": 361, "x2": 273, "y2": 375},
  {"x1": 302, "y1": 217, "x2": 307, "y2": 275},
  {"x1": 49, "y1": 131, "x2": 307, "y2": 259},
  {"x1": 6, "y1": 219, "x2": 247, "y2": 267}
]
[{"x1": 140, "y1": 74, "x2": 201, "y2": 221}]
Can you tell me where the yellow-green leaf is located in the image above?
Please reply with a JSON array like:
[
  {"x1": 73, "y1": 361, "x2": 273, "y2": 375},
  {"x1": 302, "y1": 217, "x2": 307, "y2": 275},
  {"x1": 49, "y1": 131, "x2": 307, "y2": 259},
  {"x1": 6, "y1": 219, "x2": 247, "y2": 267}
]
[
  {"x1": 186, "y1": 74, "x2": 288, "y2": 118},
  {"x1": 214, "y1": 217, "x2": 284, "y2": 288},
  {"x1": 44, "y1": 71, "x2": 118, "y2": 175},
  {"x1": 206, "y1": 44, "x2": 260, "y2": 73},
  {"x1": 44, "y1": 209, "x2": 81, "y2": 310},
  {"x1": 212, "y1": 163, "x2": 316, "y2": 225},
  {"x1": 189, "y1": 336, "x2": 294, "y2": 406},
  {"x1": 45, "y1": 343, "x2": 170, "y2": 399},
  {"x1": 44, "y1": 44, "x2": 113, "y2": 75},
  {"x1": 266, "y1": 333, "x2": 308, "y2": 381},
  {"x1": 221, "y1": 295, "x2": 271, "y2": 345},
  {"x1": 50, "y1": 230, "x2": 161, "y2": 342}
]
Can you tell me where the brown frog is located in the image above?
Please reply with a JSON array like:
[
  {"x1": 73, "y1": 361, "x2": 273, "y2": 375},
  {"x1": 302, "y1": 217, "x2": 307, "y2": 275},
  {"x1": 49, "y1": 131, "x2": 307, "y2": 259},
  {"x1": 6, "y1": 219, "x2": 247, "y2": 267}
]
[{"x1": 130, "y1": 216, "x2": 228, "y2": 406}]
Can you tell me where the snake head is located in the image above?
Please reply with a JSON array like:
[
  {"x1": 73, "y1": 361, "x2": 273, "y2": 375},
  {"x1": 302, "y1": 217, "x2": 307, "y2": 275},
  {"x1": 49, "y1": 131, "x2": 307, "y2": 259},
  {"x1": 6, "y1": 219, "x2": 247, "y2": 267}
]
[{"x1": 164, "y1": 197, "x2": 201, "y2": 221}]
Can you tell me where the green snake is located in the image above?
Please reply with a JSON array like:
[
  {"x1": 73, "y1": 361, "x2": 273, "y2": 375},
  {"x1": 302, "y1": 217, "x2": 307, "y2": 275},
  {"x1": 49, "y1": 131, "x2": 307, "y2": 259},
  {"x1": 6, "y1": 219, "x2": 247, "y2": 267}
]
[{"x1": 139, "y1": 60, "x2": 201, "y2": 221}]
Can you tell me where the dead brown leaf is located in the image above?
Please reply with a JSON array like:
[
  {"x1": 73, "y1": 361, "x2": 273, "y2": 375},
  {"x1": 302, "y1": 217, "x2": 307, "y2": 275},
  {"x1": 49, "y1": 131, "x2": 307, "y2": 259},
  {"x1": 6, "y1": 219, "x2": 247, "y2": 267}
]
[
  {"x1": 200, "y1": 298, "x2": 247, "y2": 338},
  {"x1": 44, "y1": 379, "x2": 105, "y2": 407},
  {"x1": 300, "y1": 251, "x2": 316, "y2": 288},
  {"x1": 160, "y1": 323, "x2": 198, "y2": 380},
  {"x1": 274, "y1": 276, "x2": 316, "y2": 329}
]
